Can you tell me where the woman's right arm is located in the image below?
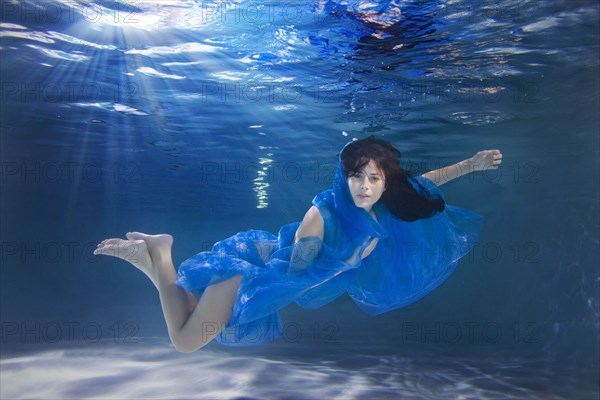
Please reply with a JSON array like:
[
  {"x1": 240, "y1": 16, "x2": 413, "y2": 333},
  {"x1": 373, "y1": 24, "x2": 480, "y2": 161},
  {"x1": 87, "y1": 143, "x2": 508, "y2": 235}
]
[
  {"x1": 292, "y1": 206, "x2": 377, "y2": 269},
  {"x1": 289, "y1": 206, "x2": 324, "y2": 272},
  {"x1": 294, "y1": 206, "x2": 324, "y2": 243}
]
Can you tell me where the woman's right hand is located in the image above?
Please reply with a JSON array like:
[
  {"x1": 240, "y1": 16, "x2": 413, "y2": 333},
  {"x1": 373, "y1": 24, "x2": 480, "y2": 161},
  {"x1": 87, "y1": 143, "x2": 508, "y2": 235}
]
[
  {"x1": 346, "y1": 236, "x2": 379, "y2": 265},
  {"x1": 360, "y1": 236, "x2": 379, "y2": 259}
]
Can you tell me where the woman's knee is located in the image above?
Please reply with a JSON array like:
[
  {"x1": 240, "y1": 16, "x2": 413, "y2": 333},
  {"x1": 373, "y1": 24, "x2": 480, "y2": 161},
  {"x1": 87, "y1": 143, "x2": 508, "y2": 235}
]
[{"x1": 171, "y1": 334, "x2": 207, "y2": 353}]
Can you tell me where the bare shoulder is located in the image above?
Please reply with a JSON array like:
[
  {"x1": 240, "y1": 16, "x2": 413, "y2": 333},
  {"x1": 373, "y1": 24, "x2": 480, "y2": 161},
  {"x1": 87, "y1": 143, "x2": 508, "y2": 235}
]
[{"x1": 294, "y1": 206, "x2": 324, "y2": 243}]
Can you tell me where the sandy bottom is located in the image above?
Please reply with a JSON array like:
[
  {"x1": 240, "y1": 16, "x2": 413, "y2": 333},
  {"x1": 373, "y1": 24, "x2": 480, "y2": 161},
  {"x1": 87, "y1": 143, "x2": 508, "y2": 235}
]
[{"x1": 1, "y1": 338, "x2": 596, "y2": 400}]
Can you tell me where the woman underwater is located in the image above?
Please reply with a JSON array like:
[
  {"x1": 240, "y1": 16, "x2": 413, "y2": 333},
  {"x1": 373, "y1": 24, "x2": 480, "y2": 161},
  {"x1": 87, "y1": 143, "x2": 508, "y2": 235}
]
[{"x1": 94, "y1": 136, "x2": 502, "y2": 352}]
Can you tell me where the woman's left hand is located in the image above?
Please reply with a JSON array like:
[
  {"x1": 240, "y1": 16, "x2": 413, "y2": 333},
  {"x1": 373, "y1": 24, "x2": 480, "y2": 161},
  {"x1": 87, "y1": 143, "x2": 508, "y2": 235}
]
[{"x1": 469, "y1": 149, "x2": 503, "y2": 172}]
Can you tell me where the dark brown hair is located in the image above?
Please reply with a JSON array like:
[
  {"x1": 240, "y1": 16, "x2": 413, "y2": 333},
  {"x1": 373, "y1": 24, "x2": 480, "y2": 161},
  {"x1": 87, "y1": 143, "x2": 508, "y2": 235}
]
[{"x1": 341, "y1": 136, "x2": 445, "y2": 221}]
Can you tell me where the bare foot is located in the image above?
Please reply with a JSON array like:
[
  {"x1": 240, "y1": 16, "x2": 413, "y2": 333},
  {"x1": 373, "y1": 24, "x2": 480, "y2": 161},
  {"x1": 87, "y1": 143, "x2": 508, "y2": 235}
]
[
  {"x1": 125, "y1": 232, "x2": 199, "y2": 312},
  {"x1": 94, "y1": 237, "x2": 157, "y2": 286},
  {"x1": 125, "y1": 232, "x2": 173, "y2": 265}
]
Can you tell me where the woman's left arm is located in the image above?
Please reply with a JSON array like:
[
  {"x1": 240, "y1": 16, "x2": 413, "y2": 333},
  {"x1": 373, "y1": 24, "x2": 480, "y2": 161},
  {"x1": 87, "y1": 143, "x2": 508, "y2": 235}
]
[{"x1": 421, "y1": 149, "x2": 502, "y2": 186}]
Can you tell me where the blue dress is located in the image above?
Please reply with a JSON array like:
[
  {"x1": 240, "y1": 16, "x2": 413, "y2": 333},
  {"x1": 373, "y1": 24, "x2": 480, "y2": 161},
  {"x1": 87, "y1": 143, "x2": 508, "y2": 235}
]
[{"x1": 176, "y1": 149, "x2": 482, "y2": 346}]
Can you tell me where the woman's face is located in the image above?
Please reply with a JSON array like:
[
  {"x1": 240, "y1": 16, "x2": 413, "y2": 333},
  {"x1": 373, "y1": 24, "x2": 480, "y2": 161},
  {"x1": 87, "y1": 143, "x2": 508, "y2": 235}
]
[{"x1": 347, "y1": 160, "x2": 386, "y2": 213}]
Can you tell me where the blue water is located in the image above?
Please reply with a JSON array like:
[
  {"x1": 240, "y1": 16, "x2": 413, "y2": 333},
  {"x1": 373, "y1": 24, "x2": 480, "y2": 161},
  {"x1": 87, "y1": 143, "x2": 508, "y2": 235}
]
[{"x1": 1, "y1": 0, "x2": 598, "y2": 399}]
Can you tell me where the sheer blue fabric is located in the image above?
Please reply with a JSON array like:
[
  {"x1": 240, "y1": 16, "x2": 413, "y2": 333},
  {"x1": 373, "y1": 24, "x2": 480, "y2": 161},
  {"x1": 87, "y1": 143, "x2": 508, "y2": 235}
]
[{"x1": 176, "y1": 144, "x2": 483, "y2": 346}]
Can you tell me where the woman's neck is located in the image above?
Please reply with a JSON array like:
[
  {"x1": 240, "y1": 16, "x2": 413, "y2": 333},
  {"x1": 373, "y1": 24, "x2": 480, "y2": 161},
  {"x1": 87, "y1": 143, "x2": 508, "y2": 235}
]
[{"x1": 369, "y1": 209, "x2": 378, "y2": 221}]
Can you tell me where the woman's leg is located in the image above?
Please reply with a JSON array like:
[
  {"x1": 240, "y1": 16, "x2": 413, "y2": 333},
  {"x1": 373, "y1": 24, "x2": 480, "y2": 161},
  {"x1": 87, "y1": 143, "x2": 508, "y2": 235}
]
[{"x1": 94, "y1": 232, "x2": 241, "y2": 352}]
